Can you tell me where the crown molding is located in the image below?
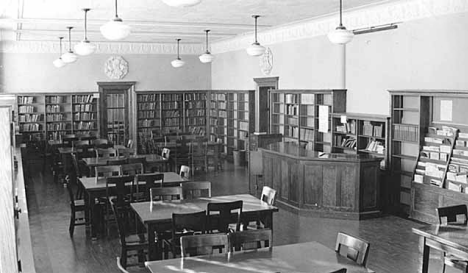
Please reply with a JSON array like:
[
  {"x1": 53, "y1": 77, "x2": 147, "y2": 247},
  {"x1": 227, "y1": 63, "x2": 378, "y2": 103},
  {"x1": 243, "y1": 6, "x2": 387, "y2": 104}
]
[
  {"x1": 212, "y1": 0, "x2": 468, "y2": 54},
  {"x1": 2, "y1": 0, "x2": 467, "y2": 54},
  {"x1": 0, "y1": 40, "x2": 205, "y2": 54}
]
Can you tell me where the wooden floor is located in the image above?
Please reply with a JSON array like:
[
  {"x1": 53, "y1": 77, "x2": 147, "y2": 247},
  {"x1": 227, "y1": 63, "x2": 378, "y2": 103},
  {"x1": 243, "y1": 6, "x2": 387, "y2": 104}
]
[{"x1": 25, "y1": 155, "x2": 456, "y2": 273}]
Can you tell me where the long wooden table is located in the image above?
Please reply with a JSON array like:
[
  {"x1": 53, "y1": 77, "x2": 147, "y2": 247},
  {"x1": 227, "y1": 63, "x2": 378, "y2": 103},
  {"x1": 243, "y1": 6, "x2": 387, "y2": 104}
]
[
  {"x1": 82, "y1": 154, "x2": 170, "y2": 173},
  {"x1": 79, "y1": 172, "x2": 185, "y2": 239},
  {"x1": 412, "y1": 224, "x2": 468, "y2": 273},
  {"x1": 131, "y1": 194, "x2": 279, "y2": 261},
  {"x1": 145, "y1": 241, "x2": 370, "y2": 273}
]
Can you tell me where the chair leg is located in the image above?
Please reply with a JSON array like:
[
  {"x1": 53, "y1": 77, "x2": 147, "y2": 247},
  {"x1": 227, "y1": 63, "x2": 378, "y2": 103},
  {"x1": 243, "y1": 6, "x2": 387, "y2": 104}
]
[
  {"x1": 69, "y1": 210, "x2": 75, "y2": 237},
  {"x1": 121, "y1": 249, "x2": 127, "y2": 269}
]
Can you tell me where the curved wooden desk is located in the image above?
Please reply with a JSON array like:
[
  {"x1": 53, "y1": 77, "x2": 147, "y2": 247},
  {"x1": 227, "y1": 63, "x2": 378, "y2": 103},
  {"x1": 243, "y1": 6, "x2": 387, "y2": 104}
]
[{"x1": 259, "y1": 143, "x2": 382, "y2": 220}]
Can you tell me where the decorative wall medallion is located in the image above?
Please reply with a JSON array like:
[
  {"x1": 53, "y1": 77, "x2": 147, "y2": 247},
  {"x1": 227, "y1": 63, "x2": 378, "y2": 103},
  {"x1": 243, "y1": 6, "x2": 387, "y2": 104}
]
[
  {"x1": 104, "y1": 56, "x2": 129, "y2": 80},
  {"x1": 260, "y1": 47, "x2": 273, "y2": 76}
]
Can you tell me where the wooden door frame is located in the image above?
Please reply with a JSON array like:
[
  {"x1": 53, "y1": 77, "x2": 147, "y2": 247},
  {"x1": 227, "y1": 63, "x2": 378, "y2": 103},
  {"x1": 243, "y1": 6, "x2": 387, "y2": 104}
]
[
  {"x1": 253, "y1": 77, "x2": 279, "y2": 133},
  {"x1": 97, "y1": 81, "x2": 136, "y2": 145}
]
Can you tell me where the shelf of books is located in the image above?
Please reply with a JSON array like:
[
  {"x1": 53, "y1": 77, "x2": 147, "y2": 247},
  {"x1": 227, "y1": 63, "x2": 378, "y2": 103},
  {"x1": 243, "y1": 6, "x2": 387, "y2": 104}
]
[
  {"x1": 184, "y1": 91, "x2": 207, "y2": 135},
  {"x1": 71, "y1": 94, "x2": 98, "y2": 137},
  {"x1": 389, "y1": 92, "x2": 430, "y2": 215},
  {"x1": 269, "y1": 89, "x2": 346, "y2": 153},
  {"x1": 17, "y1": 95, "x2": 45, "y2": 143},
  {"x1": 136, "y1": 92, "x2": 161, "y2": 154},
  {"x1": 161, "y1": 93, "x2": 183, "y2": 135},
  {"x1": 46, "y1": 95, "x2": 72, "y2": 141},
  {"x1": 331, "y1": 113, "x2": 389, "y2": 162},
  {"x1": 208, "y1": 90, "x2": 255, "y2": 160}
]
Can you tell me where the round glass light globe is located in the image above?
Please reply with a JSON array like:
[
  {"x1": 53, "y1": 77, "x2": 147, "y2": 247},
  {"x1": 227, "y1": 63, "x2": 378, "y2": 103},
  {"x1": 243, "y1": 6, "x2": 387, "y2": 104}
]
[
  {"x1": 162, "y1": 0, "x2": 202, "y2": 7},
  {"x1": 61, "y1": 51, "x2": 78, "y2": 63},
  {"x1": 100, "y1": 19, "x2": 131, "y2": 41},
  {"x1": 199, "y1": 52, "x2": 214, "y2": 63},
  {"x1": 74, "y1": 41, "x2": 97, "y2": 56},
  {"x1": 327, "y1": 28, "x2": 354, "y2": 44},
  {"x1": 53, "y1": 58, "x2": 66, "y2": 68},
  {"x1": 246, "y1": 43, "x2": 266, "y2": 57},
  {"x1": 171, "y1": 58, "x2": 185, "y2": 68}
]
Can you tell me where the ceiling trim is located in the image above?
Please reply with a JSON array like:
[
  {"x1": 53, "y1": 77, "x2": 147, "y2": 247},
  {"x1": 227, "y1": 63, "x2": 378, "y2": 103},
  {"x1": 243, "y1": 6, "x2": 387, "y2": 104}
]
[
  {"x1": 1, "y1": 0, "x2": 467, "y2": 54},
  {"x1": 211, "y1": 0, "x2": 468, "y2": 54}
]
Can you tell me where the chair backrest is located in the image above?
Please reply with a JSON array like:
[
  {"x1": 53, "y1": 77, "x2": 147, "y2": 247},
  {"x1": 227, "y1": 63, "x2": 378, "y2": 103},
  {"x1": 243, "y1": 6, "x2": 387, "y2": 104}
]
[
  {"x1": 121, "y1": 163, "x2": 144, "y2": 176},
  {"x1": 436, "y1": 204, "x2": 468, "y2": 225},
  {"x1": 335, "y1": 232, "x2": 370, "y2": 266},
  {"x1": 107, "y1": 175, "x2": 134, "y2": 205},
  {"x1": 117, "y1": 147, "x2": 133, "y2": 157},
  {"x1": 92, "y1": 138, "x2": 109, "y2": 146},
  {"x1": 70, "y1": 153, "x2": 82, "y2": 179},
  {"x1": 96, "y1": 147, "x2": 117, "y2": 158},
  {"x1": 180, "y1": 165, "x2": 191, "y2": 180},
  {"x1": 228, "y1": 229, "x2": 272, "y2": 252},
  {"x1": 110, "y1": 199, "x2": 128, "y2": 247},
  {"x1": 127, "y1": 156, "x2": 147, "y2": 166},
  {"x1": 150, "y1": 186, "x2": 183, "y2": 202},
  {"x1": 181, "y1": 181, "x2": 212, "y2": 199},
  {"x1": 75, "y1": 144, "x2": 95, "y2": 159},
  {"x1": 260, "y1": 186, "x2": 277, "y2": 206},
  {"x1": 116, "y1": 257, "x2": 129, "y2": 273},
  {"x1": 73, "y1": 140, "x2": 90, "y2": 146},
  {"x1": 95, "y1": 165, "x2": 121, "y2": 178},
  {"x1": 207, "y1": 200, "x2": 243, "y2": 233},
  {"x1": 162, "y1": 148, "x2": 171, "y2": 160},
  {"x1": 136, "y1": 173, "x2": 164, "y2": 201},
  {"x1": 180, "y1": 233, "x2": 229, "y2": 258},
  {"x1": 172, "y1": 211, "x2": 207, "y2": 255}
]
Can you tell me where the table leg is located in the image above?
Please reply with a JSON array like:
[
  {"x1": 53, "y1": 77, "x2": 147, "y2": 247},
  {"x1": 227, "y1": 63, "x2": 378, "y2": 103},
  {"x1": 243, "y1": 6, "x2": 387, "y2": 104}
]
[
  {"x1": 147, "y1": 224, "x2": 159, "y2": 261},
  {"x1": 88, "y1": 192, "x2": 98, "y2": 240},
  {"x1": 421, "y1": 237, "x2": 430, "y2": 273}
]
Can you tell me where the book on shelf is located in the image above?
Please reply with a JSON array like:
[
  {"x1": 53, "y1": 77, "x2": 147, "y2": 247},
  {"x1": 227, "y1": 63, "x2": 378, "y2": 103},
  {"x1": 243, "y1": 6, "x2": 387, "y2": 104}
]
[
  {"x1": 414, "y1": 174, "x2": 424, "y2": 183},
  {"x1": 448, "y1": 182, "x2": 462, "y2": 192}
]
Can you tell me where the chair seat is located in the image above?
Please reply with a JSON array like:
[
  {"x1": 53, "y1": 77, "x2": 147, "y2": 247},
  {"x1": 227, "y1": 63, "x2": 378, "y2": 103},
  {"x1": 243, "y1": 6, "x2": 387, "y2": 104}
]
[
  {"x1": 74, "y1": 199, "x2": 86, "y2": 207},
  {"x1": 445, "y1": 255, "x2": 468, "y2": 270}
]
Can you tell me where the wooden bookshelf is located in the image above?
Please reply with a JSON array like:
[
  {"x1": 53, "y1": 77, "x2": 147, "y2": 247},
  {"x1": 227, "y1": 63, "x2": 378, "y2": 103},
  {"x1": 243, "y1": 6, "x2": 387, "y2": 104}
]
[
  {"x1": 208, "y1": 90, "x2": 255, "y2": 160},
  {"x1": 45, "y1": 95, "x2": 72, "y2": 141},
  {"x1": 17, "y1": 94, "x2": 45, "y2": 143},
  {"x1": 269, "y1": 89, "x2": 346, "y2": 152},
  {"x1": 71, "y1": 94, "x2": 98, "y2": 137},
  {"x1": 389, "y1": 89, "x2": 468, "y2": 223}
]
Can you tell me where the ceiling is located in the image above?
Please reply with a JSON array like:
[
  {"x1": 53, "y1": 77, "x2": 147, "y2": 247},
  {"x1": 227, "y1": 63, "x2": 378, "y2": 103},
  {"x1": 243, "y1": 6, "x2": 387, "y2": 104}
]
[{"x1": 0, "y1": 0, "x2": 401, "y2": 45}]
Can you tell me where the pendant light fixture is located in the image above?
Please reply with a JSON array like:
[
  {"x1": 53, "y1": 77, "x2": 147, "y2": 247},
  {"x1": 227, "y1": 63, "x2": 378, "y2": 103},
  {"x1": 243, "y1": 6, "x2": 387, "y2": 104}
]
[
  {"x1": 171, "y1": 39, "x2": 185, "y2": 68},
  {"x1": 100, "y1": 0, "x2": 131, "y2": 41},
  {"x1": 246, "y1": 15, "x2": 266, "y2": 57},
  {"x1": 61, "y1": 27, "x2": 78, "y2": 63},
  {"x1": 75, "y1": 8, "x2": 96, "y2": 56},
  {"x1": 162, "y1": 0, "x2": 202, "y2": 8},
  {"x1": 53, "y1": 37, "x2": 66, "y2": 68},
  {"x1": 328, "y1": 0, "x2": 354, "y2": 45},
  {"x1": 199, "y1": 30, "x2": 214, "y2": 63}
]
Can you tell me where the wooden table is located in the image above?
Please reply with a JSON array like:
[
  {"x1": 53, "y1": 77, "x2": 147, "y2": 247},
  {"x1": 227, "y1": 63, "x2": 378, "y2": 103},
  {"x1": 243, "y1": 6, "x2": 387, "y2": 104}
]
[
  {"x1": 79, "y1": 172, "x2": 185, "y2": 239},
  {"x1": 412, "y1": 224, "x2": 468, "y2": 273},
  {"x1": 145, "y1": 241, "x2": 369, "y2": 273},
  {"x1": 131, "y1": 194, "x2": 279, "y2": 261},
  {"x1": 82, "y1": 154, "x2": 170, "y2": 173}
]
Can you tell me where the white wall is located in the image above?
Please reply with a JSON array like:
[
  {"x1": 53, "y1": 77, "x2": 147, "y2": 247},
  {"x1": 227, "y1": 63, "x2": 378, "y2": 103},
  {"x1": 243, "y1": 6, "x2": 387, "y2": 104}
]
[
  {"x1": 0, "y1": 53, "x2": 211, "y2": 93},
  {"x1": 212, "y1": 12, "x2": 468, "y2": 115}
]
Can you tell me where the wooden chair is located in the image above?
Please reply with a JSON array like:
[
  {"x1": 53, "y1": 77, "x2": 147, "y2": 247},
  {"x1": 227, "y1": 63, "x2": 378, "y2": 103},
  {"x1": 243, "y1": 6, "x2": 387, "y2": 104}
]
[
  {"x1": 127, "y1": 157, "x2": 147, "y2": 172},
  {"x1": 95, "y1": 165, "x2": 122, "y2": 178},
  {"x1": 436, "y1": 205, "x2": 468, "y2": 273},
  {"x1": 181, "y1": 181, "x2": 211, "y2": 199},
  {"x1": 167, "y1": 210, "x2": 207, "y2": 258},
  {"x1": 63, "y1": 134, "x2": 78, "y2": 147},
  {"x1": 162, "y1": 148, "x2": 171, "y2": 160},
  {"x1": 106, "y1": 175, "x2": 135, "y2": 235},
  {"x1": 261, "y1": 186, "x2": 277, "y2": 205},
  {"x1": 92, "y1": 138, "x2": 109, "y2": 148},
  {"x1": 135, "y1": 173, "x2": 164, "y2": 202},
  {"x1": 228, "y1": 229, "x2": 272, "y2": 252},
  {"x1": 116, "y1": 257, "x2": 129, "y2": 273},
  {"x1": 330, "y1": 269, "x2": 347, "y2": 273},
  {"x1": 179, "y1": 165, "x2": 191, "y2": 180},
  {"x1": 207, "y1": 200, "x2": 243, "y2": 234},
  {"x1": 121, "y1": 163, "x2": 144, "y2": 176},
  {"x1": 150, "y1": 187, "x2": 183, "y2": 202},
  {"x1": 66, "y1": 182, "x2": 89, "y2": 236},
  {"x1": 73, "y1": 140, "x2": 90, "y2": 147},
  {"x1": 180, "y1": 233, "x2": 229, "y2": 258},
  {"x1": 335, "y1": 232, "x2": 370, "y2": 266},
  {"x1": 117, "y1": 147, "x2": 133, "y2": 157},
  {"x1": 96, "y1": 147, "x2": 118, "y2": 158},
  {"x1": 110, "y1": 199, "x2": 148, "y2": 269}
]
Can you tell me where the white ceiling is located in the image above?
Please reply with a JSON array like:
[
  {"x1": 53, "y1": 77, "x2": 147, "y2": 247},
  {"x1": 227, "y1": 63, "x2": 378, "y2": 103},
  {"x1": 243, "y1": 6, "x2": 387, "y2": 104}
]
[{"x1": 0, "y1": 0, "x2": 402, "y2": 45}]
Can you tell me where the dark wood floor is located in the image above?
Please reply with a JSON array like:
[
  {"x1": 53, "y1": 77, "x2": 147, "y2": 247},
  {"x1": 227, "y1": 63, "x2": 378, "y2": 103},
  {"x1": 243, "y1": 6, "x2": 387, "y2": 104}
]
[{"x1": 25, "y1": 155, "x2": 455, "y2": 273}]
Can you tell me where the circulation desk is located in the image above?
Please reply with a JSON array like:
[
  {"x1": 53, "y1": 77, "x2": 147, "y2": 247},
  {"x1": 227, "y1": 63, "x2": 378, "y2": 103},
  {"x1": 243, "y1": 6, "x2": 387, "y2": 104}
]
[{"x1": 259, "y1": 142, "x2": 382, "y2": 219}]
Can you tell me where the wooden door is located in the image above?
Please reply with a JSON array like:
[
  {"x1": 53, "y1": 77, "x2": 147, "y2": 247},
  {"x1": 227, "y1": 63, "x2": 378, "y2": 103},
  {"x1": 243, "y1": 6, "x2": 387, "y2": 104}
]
[
  {"x1": 254, "y1": 77, "x2": 279, "y2": 133},
  {"x1": 97, "y1": 82, "x2": 135, "y2": 146}
]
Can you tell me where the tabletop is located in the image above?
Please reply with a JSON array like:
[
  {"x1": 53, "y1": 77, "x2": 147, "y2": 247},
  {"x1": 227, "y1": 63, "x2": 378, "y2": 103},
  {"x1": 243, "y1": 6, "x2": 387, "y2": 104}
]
[
  {"x1": 131, "y1": 194, "x2": 279, "y2": 224},
  {"x1": 82, "y1": 154, "x2": 167, "y2": 167},
  {"x1": 58, "y1": 144, "x2": 126, "y2": 154},
  {"x1": 412, "y1": 224, "x2": 468, "y2": 253},
  {"x1": 145, "y1": 241, "x2": 369, "y2": 273},
  {"x1": 79, "y1": 172, "x2": 185, "y2": 191}
]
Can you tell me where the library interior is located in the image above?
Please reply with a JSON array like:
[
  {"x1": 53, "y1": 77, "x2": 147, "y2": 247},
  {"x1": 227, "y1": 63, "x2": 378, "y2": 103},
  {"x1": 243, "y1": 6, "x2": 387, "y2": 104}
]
[{"x1": 1, "y1": 0, "x2": 468, "y2": 273}]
